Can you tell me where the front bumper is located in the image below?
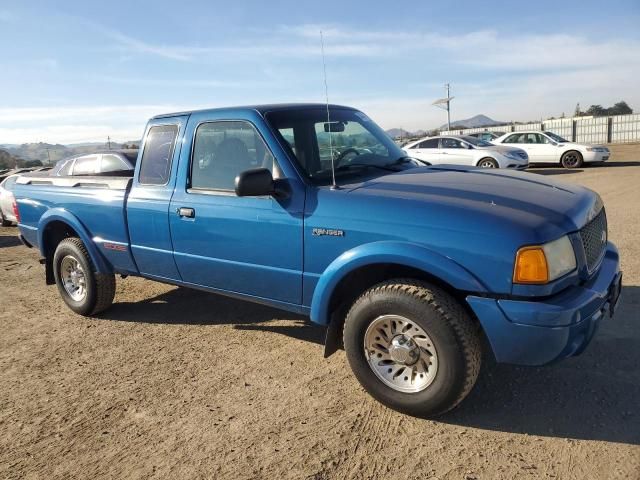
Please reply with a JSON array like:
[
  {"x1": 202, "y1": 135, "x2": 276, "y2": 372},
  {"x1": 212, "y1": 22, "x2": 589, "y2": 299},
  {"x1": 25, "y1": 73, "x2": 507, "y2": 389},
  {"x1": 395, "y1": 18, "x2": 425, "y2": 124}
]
[
  {"x1": 583, "y1": 151, "x2": 610, "y2": 163},
  {"x1": 467, "y1": 243, "x2": 621, "y2": 366}
]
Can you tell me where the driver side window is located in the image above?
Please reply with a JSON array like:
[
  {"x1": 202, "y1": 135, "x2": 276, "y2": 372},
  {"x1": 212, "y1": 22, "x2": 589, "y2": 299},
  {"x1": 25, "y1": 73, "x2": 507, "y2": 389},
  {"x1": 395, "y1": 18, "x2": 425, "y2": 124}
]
[{"x1": 190, "y1": 121, "x2": 276, "y2": 192}]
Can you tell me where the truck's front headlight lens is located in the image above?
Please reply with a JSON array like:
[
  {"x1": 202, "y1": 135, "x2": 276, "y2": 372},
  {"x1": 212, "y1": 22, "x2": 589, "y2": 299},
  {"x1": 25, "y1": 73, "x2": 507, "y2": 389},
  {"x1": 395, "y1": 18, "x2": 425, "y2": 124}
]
[{"x1": 513, "y1": 235, "x2": 576, "y2": 284}]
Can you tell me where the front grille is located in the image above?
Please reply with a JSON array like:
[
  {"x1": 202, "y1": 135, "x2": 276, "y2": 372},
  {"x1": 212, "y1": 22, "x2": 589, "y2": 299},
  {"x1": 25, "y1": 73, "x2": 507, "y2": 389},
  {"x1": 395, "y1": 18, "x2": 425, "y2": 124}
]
[{"x1": 579, "y1": 208, "x2": 607, "y2": 273}]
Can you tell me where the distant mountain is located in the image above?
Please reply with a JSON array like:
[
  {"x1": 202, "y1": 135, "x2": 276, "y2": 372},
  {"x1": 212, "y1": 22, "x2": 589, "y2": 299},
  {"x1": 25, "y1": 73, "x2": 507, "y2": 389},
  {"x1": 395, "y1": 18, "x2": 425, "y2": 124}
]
[
  {"x1": 3, "y1": 141, "x2": 140, "y2": 164},
  {"x1": 386, "y1": 128, "x2": 428, "y2": 139},
  {"x1": 440, "y1": 114, "x2": 504, "y2": 130}
]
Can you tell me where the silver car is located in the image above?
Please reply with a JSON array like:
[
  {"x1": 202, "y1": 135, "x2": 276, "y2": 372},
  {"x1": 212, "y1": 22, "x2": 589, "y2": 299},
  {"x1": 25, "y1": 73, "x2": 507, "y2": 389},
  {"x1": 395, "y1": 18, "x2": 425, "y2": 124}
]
[
  {"x1": 0, "y1": 174, "x2": 19, "y2": 226},
  {"x1": 403, "y1": 135, "x2": 529, "y2": 169}
]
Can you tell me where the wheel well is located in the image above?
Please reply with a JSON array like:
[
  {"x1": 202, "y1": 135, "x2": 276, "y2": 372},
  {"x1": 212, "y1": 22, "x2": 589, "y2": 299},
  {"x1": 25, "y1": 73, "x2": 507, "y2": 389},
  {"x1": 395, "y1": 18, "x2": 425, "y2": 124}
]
[
  {"x1": 41, "y1": 221, "x2": 79, "y2": 284},
  {"x1": 561, "y1": 150, "x2": 583, "y2": 161},
  {"x1": 477, "y1": 157, "x2": 496, "y2": 166},
  {"x1": 42, "y1": 221, "x2": 79, "y2": 257},
  {"x1": 323, "y1": 262, "x2": 487, "y2": 359},
  {"x1": 327, "y1": 263, "x2": 475, "y2": 331}
]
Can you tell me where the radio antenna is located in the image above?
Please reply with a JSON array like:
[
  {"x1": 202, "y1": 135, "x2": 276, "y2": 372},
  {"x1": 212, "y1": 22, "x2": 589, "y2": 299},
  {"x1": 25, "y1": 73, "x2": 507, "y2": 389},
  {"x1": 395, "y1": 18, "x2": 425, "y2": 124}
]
[{"x1": 320, "y1": 30, "x2": 338, "y2": 189}]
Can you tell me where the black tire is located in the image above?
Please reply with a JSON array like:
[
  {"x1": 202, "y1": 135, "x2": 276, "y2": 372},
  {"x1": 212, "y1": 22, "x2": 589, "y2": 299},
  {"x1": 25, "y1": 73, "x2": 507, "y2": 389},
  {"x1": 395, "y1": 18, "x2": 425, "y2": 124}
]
[
  {"x1": 560, "y1": 150, "x2": 583, "y2": 169},
  {"x1": 53, "y1": 237, "x2": 115, "y2": 316},
  {"x1": 477, "y1": 157, "x2": 498, "y2": 168},
  {"x1": 343, "y1": 279, "x2": 482, "y2": 417}
]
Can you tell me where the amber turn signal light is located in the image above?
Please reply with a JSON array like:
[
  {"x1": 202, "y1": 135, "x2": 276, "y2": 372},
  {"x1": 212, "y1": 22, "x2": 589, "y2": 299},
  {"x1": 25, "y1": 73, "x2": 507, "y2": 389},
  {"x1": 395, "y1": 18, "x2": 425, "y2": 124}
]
[{"x1": 513, "y1": 247, "x2": 548, "y2": 284}]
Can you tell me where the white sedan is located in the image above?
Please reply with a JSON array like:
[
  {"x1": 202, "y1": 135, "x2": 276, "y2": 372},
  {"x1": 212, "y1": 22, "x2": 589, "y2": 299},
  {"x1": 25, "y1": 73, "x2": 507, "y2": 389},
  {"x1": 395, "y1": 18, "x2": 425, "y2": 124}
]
[
  {"x1": 403, "y1": 135, "x2": 529, "y2": 169},
  {"x1": 0, "y1": 174, "x2": 19, "y2": 226},
  {"x1": 493, "y1": 131, "x2": 610, "y2": 169}
]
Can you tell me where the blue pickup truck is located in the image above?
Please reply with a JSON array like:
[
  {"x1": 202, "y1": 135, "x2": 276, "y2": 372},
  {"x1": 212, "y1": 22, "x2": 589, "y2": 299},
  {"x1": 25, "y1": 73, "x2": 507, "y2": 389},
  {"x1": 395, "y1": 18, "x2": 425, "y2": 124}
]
[{"x1": 14, "y1": 104, "x2": 622, "y2": 416}]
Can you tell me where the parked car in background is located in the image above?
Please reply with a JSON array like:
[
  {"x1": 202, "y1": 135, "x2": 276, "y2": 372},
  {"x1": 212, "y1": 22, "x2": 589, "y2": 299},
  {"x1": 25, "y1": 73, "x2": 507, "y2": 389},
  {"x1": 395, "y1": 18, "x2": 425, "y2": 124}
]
[
  {"x1": 493, "y1": 131, "x2": 610, "y2": 169},
  {"x1": 0, "y1": 168, "x2": 34, "y2": 182},
  {"x1": 403, "y1": 135, "x2": 528, "y2": 169},
  {"x1": 0, "y1": 174, "x2": 19, "y2": 226},
  {"x1": 466, "y1": 131, "x2": 505, "y2": 142},
  {"x1": 50, "y1": 150, "x2": 138, "y2": 176}
]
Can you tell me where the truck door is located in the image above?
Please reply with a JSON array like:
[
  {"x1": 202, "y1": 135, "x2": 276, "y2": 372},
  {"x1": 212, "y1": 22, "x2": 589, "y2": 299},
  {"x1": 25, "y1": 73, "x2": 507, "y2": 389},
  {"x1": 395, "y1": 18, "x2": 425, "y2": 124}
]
[
  {"x1": 168, "y1": 113, "x2": 304, "y2": 305},
  {"x1": 127, "y1": 115, "x2": 189, "y2": 280}
]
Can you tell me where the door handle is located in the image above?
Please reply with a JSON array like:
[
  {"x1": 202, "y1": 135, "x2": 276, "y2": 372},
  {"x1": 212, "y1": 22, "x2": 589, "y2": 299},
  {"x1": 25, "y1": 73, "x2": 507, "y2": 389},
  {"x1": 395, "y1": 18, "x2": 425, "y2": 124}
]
[
  {"x1": 177, "y1": 207, "x2": 195, "y2": 218},
  {"x1": 441, "y1": 152, "x2": 448, "y2": 154}
]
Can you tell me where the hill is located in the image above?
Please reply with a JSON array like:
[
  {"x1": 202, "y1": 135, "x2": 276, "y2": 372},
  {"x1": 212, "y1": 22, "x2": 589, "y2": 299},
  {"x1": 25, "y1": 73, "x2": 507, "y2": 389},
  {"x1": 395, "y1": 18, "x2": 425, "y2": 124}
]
[
  {"x1": 0, "y1": 148, "x2": 43, "y2": 170},
  {"x1": 440, "y1": 114, "x2": 504, "y2": 130},
  {"x1": 2, "y1": 141, "x2": 140, "y2": 165},
  {"x1": 386, "y1": 128, "x2": 427, "y2": 139}
]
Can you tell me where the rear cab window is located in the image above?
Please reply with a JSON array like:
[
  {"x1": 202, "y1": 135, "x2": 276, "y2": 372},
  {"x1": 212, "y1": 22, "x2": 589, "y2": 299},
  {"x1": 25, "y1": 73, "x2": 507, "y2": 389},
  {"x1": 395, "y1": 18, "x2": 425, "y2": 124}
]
[{"x1": 139, "y1": 125, "x2": 179, "y2": 185}]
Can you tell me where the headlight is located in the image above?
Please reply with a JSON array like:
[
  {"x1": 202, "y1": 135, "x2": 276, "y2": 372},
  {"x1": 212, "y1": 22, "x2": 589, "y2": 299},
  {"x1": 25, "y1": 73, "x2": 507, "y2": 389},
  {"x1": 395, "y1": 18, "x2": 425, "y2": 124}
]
[
  {"x1": 504, "y1": 151, "x2": 526, "y2": 161},
  {"x1": 513, "y1": 235, "x2": 576, "y2": 284}
]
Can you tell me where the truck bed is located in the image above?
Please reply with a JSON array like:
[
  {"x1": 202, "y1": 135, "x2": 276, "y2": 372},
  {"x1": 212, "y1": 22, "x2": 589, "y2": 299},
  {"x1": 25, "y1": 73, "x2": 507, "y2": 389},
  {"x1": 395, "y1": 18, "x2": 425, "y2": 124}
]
[{"x1": 15, "y1": 174, "x2": 137, "y2": 274}]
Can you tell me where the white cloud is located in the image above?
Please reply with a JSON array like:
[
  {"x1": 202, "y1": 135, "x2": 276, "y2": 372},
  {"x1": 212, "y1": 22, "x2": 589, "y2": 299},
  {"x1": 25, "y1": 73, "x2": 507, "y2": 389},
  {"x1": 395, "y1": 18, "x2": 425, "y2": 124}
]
[{"x1": 0, "y1": 105, "x2": 192, "y2": 144}]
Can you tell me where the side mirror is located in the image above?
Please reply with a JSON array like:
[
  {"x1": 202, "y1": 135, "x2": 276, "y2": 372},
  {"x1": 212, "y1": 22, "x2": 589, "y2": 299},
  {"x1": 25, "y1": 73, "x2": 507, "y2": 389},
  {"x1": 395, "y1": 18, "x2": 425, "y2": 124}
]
[{"x1": 235, "y1": 168, "x2": 274, "y2": 197}]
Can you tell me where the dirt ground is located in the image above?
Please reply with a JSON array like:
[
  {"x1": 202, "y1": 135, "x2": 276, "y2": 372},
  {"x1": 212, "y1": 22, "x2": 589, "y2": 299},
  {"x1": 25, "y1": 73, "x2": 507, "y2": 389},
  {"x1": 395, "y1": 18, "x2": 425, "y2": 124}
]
[{"x1": 1, "y1": 145, "x2": 639, "y2": 479}]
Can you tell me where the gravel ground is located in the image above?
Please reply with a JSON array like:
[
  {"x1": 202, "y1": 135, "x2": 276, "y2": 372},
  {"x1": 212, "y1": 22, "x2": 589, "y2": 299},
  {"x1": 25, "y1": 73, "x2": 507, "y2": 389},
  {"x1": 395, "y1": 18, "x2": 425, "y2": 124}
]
[{"x1": 1, "y1": 146, "x2": 639, "y2": 479}]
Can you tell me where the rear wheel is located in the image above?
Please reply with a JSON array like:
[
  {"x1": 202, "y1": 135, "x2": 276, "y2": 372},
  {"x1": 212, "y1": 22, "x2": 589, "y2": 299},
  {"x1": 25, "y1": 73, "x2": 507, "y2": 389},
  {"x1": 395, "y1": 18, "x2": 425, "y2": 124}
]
[
  {"x1": 53, "y1": 237, "x2": 115, "y2": 316},
  {"x1": 343, "y1": 279, "x2": 482, "y2": 417},
  {"x1": 477, "y1": 158, "x2": 498, "y2": 168},
  {"x1": 561, "y1": 150, "x2": 583, "y2": 169}
]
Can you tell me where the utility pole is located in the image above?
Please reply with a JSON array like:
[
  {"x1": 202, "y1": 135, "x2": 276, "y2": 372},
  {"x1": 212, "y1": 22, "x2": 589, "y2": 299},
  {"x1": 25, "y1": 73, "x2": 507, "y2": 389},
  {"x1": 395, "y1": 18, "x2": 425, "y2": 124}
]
[
  {"x1": 432, "y1": 84, "x2": 454, "y2": 132},
  {"x1": 46, "y1": 148, "x2": 51, "y2": 165},
  {"x1": 445, "y1": 83, "x2": 451, "y2": 131}
]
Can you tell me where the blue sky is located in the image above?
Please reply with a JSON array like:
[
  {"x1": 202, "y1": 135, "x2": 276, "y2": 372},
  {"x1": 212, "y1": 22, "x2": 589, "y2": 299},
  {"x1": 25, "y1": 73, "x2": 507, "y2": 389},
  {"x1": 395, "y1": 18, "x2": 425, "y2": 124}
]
[{"x1": 1, "y1": 0, "x2": 639, "y2": 144}]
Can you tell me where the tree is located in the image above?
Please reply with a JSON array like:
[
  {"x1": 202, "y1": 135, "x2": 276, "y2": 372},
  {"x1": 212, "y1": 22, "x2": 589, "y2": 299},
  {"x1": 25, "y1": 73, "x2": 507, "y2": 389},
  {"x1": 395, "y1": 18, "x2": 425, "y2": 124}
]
[
  {"x1": 580, "y1": 101, "x2": 633, "y2": 117},
  {"x1": 609, "y1": 101, "x2": 633, "y2": 115},
  {"x1": 20, "y1": 159, "x2": 43, "y2": 168},
  {"x1": 586, "y1": 105, "x2": 606, "y2": 116}
]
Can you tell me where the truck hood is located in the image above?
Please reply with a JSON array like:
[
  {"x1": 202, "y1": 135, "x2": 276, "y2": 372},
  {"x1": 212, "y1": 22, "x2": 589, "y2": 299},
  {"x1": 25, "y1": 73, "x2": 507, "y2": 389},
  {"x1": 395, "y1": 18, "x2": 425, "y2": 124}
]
[{"x1": 346, "y1": 165, "x2": 598, "y2": 240}]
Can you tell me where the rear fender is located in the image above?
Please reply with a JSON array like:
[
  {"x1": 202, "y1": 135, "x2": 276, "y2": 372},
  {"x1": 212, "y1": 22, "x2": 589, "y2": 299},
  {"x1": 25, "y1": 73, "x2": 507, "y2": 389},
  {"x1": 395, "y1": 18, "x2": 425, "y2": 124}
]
[
  {"x1": 310, "y1": 241, "x2": 488, "y2": 326},
  {"x1": 38, "y1": 208, "x2": 110, "y2": 274}
]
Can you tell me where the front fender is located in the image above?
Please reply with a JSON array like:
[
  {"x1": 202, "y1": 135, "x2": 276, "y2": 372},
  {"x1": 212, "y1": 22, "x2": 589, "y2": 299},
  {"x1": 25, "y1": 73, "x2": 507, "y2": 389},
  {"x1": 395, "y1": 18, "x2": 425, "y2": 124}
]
[
  {"x1": 310, "y1": 241, "x2": 488, "y2": 325},
  {"x1": 38, "y1": 208, "x2": 110, "y2": 273}
]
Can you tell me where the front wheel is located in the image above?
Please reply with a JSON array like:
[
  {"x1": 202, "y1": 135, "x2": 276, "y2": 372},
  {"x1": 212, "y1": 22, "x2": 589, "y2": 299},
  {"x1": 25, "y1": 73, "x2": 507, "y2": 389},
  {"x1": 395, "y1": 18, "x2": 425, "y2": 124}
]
[
  {"x1": 343, "y1": 279, "x2": 482, "y2": 417},
  {"x1": 477, "y1": 158, "x2": 498, "y2": 168},
  {"x1": 53, "y1": 237, "x2": 115, "y2": 316},
  {"x1": 561, "y1": 150, "x2": 583, "y2": 169}
]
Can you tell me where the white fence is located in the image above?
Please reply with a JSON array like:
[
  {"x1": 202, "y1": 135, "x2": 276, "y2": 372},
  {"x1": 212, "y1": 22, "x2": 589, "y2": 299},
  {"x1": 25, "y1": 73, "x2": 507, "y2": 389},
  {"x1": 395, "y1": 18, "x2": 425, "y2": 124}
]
[{"x1": 441, "y1": 113, "x2": 640, "y2": 144}]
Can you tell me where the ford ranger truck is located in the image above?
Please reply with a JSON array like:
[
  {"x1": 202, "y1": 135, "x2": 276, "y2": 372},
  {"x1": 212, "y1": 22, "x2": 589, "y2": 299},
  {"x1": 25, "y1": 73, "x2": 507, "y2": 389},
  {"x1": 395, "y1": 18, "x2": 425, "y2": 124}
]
[{"x1": 14, "y1": 104, "x2": 622, "y2": 417}]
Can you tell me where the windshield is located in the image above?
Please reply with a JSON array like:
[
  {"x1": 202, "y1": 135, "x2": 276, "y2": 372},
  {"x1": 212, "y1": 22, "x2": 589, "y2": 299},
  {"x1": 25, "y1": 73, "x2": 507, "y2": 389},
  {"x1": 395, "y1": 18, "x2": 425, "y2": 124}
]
[
  {"x1": 266, "y1": 108, "x2": 414, "y2": 186},
  {"x1": 462, "y1": 136, "x2": 493, "y2": 147},
  {"x1": 544, "y1": 132, "x2": 568, "y2": 143}
]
